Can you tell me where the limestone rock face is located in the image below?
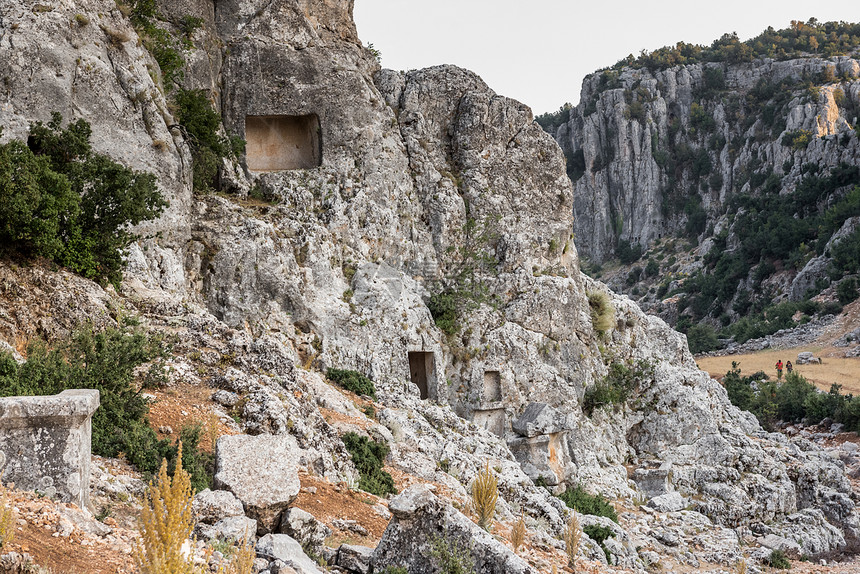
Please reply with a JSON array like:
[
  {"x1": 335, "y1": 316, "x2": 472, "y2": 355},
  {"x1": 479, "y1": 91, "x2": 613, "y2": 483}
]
[
  {"x1": 553, "y1": 58, "x2": 860, "y2": 263},
  {"x1": 2, "y1": 0, "x2": 859, "y2": 567},
  {"x1": 214, "y1": 433, "x2": 302, "y2": 533},
  {"x1": 372, "y1": 484, "x2": 540, "y2": 574}
]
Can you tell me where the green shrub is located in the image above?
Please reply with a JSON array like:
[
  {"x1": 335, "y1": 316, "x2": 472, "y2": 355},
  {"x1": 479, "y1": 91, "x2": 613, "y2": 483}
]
[
  {"x1": 0, "y1": 114, "x2": 166, "y2": 287},
  {"x1": 583, "y1": 524, "x2": 615, "y2": 562},
  {"x1": 174, "y1": 89, "x2": 244, "y2": 194},
  {"x1": 127, "y1": 0, "x2": 185, "y2": 87},
  {"x1": 429, "y1": 536, "x2": 474, "y2": 574},
  {"x1": 428, "y1": 290, "x2": 460, "y2": 336},
  {"x1": 767, "y1": 549, "x2": 791, "y2": 569},
  {"x1": 837, "y1": 279, "x2": 859, "y2": 304},
  {"x1": 782, "y1": 129, "x2": 813, "y2": 150},
  {"x1": 557, "y1": 485, "x2": 618, "y2": 523},
  {"x1": 326, "y1": 368, "x2": 376, "y2": 400},
  {"x1": 616, "y1": 240, "x2": 642, "y2": 264},
  {"x1": 582, "y1": 360, "x2": 653, "y2": 415},
  {"x1": 341, "y1": 432, "x2": 396, "y2": 497},
  {"x1": 0, "y1": 326, "x2": 204, "y2": 486},
  {"x1": 686, "y1": 324, "x2": 720, "y2": 354}
]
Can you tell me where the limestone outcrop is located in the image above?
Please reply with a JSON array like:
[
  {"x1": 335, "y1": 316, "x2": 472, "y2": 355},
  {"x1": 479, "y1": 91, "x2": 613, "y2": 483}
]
[
  {"x1": 551, "y1": 57, "x2": 860, "y2": 265},
  {"x1": 0, "y1": 0, "x2": 858, "y2": 569}
]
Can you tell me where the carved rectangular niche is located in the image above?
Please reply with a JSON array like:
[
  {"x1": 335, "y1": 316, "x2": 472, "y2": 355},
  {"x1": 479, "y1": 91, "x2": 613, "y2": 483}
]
[
  {"x1": 245, "y1": 114, "x2": 321, "y2": 171},
  {"x1": 482, "y1": 370, "x2": 501, "y2": 402},
  {"x1": 474, "y1": 408, "x2": 506, "y2": 437},
  {"x1": 408, "y1": 351, "x2": 434, "y2": 400}
]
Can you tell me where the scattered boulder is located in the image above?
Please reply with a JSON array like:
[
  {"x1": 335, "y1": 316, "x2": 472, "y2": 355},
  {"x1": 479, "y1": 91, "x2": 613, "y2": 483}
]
[
  {"x1": 212, "y1": 390, "x2": 241, "y2": 407},
  {"x1": 647, "y1": 492, "x2": 687, "y2": 513},
  {"x1": 797, "y1": 351, "x2": 819, "y2": 365},
  {"x1": 278, "y1": 508, "x2": 332, "y2": 556},
  {"x1": 197, "y1": 516, "x2": 258, "y2": 544},
  {"x1": 256, "y1": 534, "x2": 325, "y2": 574},
  {"x1": 371, "y1": 484, "x2": 539, "y2": 574},
  {"x1": 633, "y1": 463, "x2": 672, "y2": 498},
  {"x1": 215, "y1": 434, "x2": 302, "y2": 533},
  {"x1": 337, "y1": 544, "x2": 373, "y2": 574},
  {"x1": 193, "y1": 488, "x2": 246, "y2": 524}
]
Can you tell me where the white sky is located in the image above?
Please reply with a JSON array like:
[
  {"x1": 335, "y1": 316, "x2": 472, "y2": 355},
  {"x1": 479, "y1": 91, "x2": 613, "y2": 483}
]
[{"x1": 353, "y1": 1, "x2": 857, "y2": 114}]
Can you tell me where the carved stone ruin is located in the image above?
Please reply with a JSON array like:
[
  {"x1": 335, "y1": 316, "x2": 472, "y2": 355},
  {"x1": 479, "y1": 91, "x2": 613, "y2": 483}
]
[
  {"x1": 408, "y1": 351, "x2": 434, "y2": 400},
  {"x1": 246, "y1": 114, "x2": 322, "y2": 171},
  {"x1": 0, "y1": 389, "x2": 100, "y2": 510}
]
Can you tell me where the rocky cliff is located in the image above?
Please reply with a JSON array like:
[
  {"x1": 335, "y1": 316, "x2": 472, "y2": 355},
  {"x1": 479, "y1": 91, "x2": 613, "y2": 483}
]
[
  {"x1": 1, "y1": 2, "x2": 859, "y2": 571},
  {"x1": 546, "y1": 36, "x2": 860, "y2": 335}
]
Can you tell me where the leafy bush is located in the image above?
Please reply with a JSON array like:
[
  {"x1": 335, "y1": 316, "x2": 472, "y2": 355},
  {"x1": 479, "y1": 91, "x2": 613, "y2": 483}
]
[
  {"x1": 429, "y1": 536, "x2": 474, "y2": 574},
  {"x1": 127, "y1": 0, "x2": 186, "y2": 87},
  {"x1": 326, "y1": 368, "x2": 376, "y2": 400},
  {"x1": 723, "y1": 363, "x2": 860, "y2": 433},
  {"x1": 558, "y1": 485, "x2": 618, "y2": 523},
  {"x1": 428, "y1": 290, "x2": 460, "y2": 336},
  {"x1": 616, "y1": 240, "x2": 643, "y2": 264},
  {"x1": 584, "y1": 524, "x2": 615, "y2": 562},
  {"x1": 766, "y1": 549, "x2": 791, "y2": 569},
  {"x1": 174, "y1": 89, "x2": 243, "y2": 194},
  {"x1": 611, "y1": 20, "x2": 860, "y2": 72},
  {"x1": 587, "y1": 291, "x2": 615, "y2": 336},
  {"x1": 837, "y1": 278, "x2": 859, "y2": 304},
  {"x1": 0, "y1": 114, "x2": 166, "y2": 287},
  {"x1": 582, "y1": 360, "x2": 653, "y2": 415},
  {"x1": 686, "y1": 324, "x2": 720, "y2": 354},
  {"x1": 0, "y1": 326, "x2": 204, "y2": 484},
  {"x1": 341, "y1": 432, "x2": 396, "y2": 497}
]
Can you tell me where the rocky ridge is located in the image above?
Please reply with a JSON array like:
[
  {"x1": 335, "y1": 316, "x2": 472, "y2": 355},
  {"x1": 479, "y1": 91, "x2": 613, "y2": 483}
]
[{"x1": 0, "y1": 1, "x2": 859, "y2": 572}]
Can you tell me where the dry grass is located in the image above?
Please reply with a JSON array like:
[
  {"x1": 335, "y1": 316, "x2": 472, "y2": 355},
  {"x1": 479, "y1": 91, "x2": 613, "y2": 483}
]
[
  {"x1": 224, "y1": 533, "x2": 254, "y2": 574},
  {"x1": 735, "y1": 557, "x2": 747, "y2": 574},
  {"x1": 135, "y1": 443, "x2": 201, "y2": 574},
  {"x1": 0, "y1": 482, "x2": 15, "y2": 550},
  {"x1": 471, "y1": 461, "x2": 498, "y2": 531},
  {"x1": 563, "y1": 512, "x2": 582, "y2": 570},
  {"x1": 587, "y1": 290, "x2": 614, "y2": 335},
  {"x1": 510, "y1": 512, "x2": 526, "y2": 552},
  {"x1": 697, "y1": 351, "x2": 860, "y2": 394}
]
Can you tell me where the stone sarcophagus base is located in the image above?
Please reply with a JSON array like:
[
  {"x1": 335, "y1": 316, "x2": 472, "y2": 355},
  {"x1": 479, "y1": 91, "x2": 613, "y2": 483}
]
[{"x1": 0, "y1": 389, "x2": 99, "y2": 510}]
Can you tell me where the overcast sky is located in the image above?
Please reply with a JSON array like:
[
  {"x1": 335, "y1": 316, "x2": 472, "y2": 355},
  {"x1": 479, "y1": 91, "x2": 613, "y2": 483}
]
[{"x1": 353, "y1": 1, "x2": 856, "y2": 115}]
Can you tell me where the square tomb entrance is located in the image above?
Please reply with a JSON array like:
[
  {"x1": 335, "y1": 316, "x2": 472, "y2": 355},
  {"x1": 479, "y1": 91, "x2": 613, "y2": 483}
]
[
  {"x1": 245, "y1": 114, "x2": 321, "y2": 171},
  {"x1": 408, "y1": 351, "x2": 434, "y2": 400}
]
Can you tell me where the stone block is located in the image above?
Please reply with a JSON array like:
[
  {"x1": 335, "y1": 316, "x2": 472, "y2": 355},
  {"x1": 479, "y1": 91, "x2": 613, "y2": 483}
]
[{"x1": 0, "y1": 389, "x2": 99, "y2": 509}]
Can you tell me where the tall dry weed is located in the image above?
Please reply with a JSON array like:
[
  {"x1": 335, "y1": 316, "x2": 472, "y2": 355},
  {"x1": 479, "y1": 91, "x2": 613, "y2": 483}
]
[
  {"x1": 564, "y1": 512, "x2": 582, "y2": 571},
  {"x1": 510, "y1": 511, "x2": 526, "y2": 552},
  {"x1": 471, "y1": 461, "x2": 498, "y2": 531},
  {"x1": 0, "y1": 482, "x2": 15, "y2": 550},
  {"x1": 135, "y1": 442, "x2": 200, "y2": 574}
]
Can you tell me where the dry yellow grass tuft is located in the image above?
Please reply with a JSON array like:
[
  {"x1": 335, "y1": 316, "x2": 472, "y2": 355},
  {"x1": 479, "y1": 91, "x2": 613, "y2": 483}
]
[
  {"x1": 735, "y1": 557, "x2": 747, "y2": 574},
  {"x1": 135, "y1": 442, "x2": 201, "y2": 574},
  {"x1": 510, "y1": 511, "x2": 526, "y2": 552},
  {"x1": 563, "y1": 512, "x2": 582, "y2": 570},
  {"x1": 471, "y1": 461, "x2": 498, "y2": 531},
  {"x1": 587, "y1": 290, "x2": 615, "y2": 335},
  {"x1": 225, "y1": 531, "x2": 255, "y2": 574},
  {"x1": 0, "y1": 482, "x2": 15, "y2": 550}
]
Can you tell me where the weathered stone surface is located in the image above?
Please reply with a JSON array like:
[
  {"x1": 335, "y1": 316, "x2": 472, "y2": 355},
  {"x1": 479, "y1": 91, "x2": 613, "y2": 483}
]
[
  {"x1": 647, "y1": 492, "x2": 687, "y2": 513},
  {"x1": 256, "y1": 534, "x2": 324, "y2": 574},
  {"x1": 373, "y1": 484, "x2": 540, "y2": 574},
  {"x1": 214, "y1": 434, "x2": 302, "y2": 533},
  {"x1": 193, "y1": 488, "x2": 246, "y2": 524},
  {"x1": 0, "y1": 390, "x2": 99, "y2": 509},
  {"x1": 336, "y1": 544, "x2": 373, "y2": 574},
  {"x1": 512, "y1": 403, "x2": 568, "y2": 437},
  {"x1": 197, "y1": 516, "x2": 258, "y2": 545},
  {"x1": 278, "y1": 508, "x2": 331, "y2": 556}
]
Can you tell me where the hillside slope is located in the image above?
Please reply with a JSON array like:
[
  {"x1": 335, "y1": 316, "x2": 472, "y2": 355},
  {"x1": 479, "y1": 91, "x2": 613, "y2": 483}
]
[{"x1": 1, "y1": 4, "x2": 859, "y2": 571}]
